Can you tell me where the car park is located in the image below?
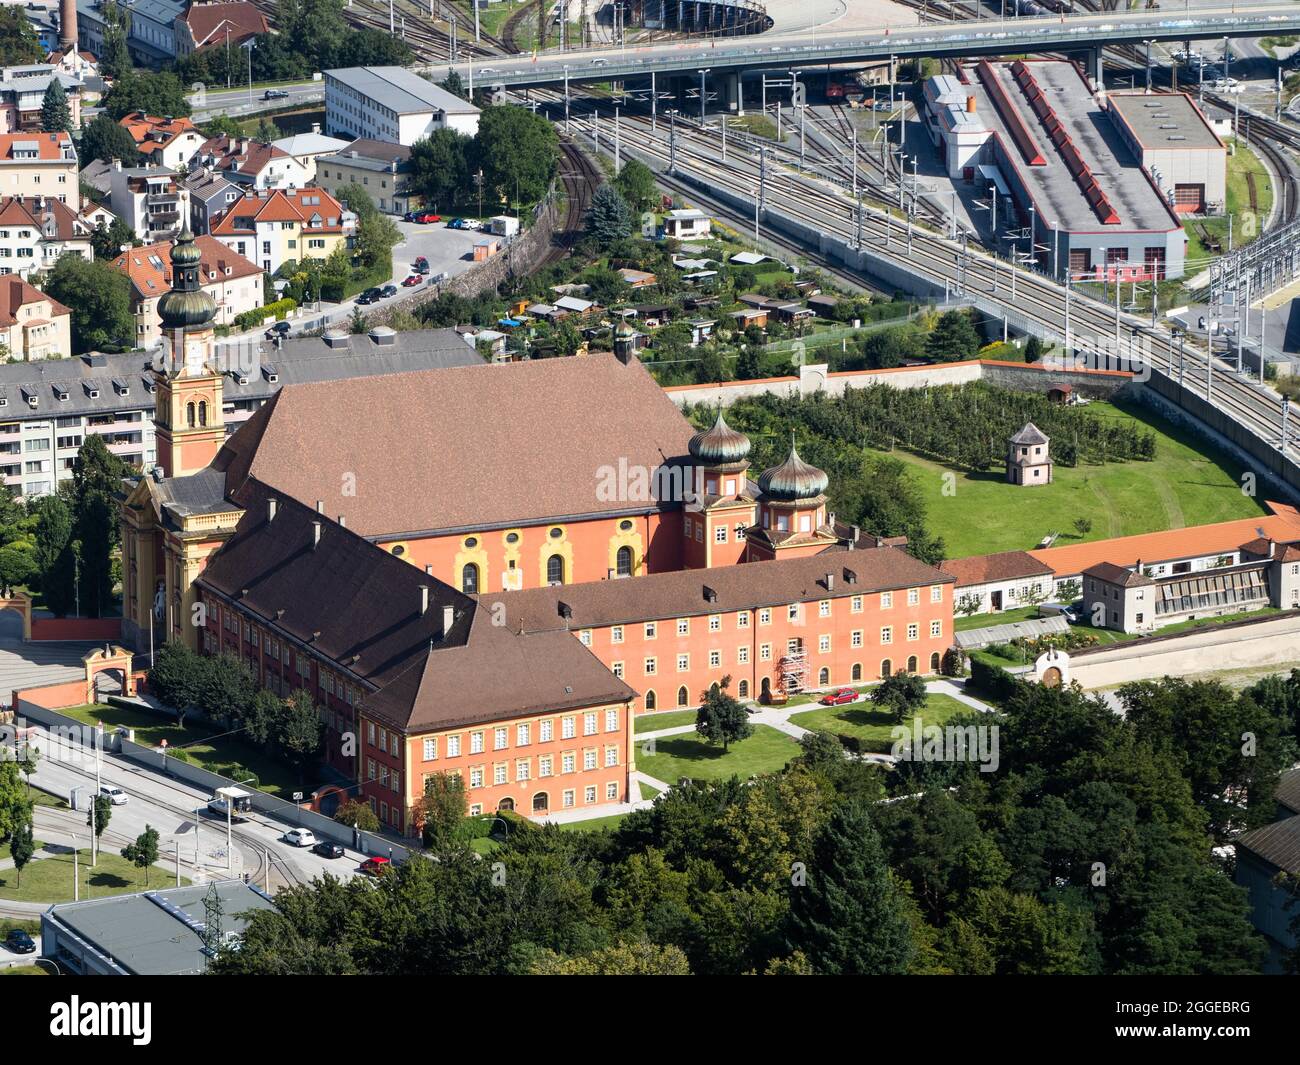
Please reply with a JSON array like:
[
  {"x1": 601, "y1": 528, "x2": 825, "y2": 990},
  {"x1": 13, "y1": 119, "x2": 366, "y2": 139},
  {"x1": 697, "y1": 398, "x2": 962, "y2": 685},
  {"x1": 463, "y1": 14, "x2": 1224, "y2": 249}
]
[
  {"x1": 4, "y1": 929, "x2": 36, "y2": 955},
  {"x1": 818, "y1": 688, "x2": 859, "y2": 706},
  {"x1": 100, "y1": 785, "x2": 128, "y2": 806},
  {"x1": 359, "y1": 856, "x2": 391, "y2": 876},
  {"x1": 312, "y1": 841, "x2": 345, "y2": 859},
  {"x1": 282, "y1": 828, "x2": 316, "y2": 848}
]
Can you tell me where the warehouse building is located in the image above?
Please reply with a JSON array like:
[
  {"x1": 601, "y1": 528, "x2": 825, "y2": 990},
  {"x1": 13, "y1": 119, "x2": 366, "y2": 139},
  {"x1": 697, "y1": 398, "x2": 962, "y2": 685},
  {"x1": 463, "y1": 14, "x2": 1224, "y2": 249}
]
[
  {"x1": 1105, "y1": 92, "x2": 1226, "y2": 216},
  {"x1": 324, "y1": 66, "x2": 481, "y2": 146},
  {"x1": 924, "y1": 60, "x2": 1187, "y2": 281}
]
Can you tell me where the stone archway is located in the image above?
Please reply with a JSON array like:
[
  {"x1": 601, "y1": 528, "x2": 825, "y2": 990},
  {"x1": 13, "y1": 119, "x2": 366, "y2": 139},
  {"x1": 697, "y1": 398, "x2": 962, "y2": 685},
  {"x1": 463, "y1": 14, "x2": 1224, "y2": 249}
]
[
  {"x1": 0, "y1": 593, "x2": 31, "y2": 641},
  {"x1": 82, "y1": 645, "x2": 137, "y2": 705}
]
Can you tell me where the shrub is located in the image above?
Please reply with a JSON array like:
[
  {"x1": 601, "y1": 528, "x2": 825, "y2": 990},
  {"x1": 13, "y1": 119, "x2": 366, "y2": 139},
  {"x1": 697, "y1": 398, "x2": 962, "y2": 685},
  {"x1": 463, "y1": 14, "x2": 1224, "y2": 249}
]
[
  {"x1": 233, "y1": 297, "x2": 297, "y2": 331},
  {"x1": 969, "y1": 657, "x2": 1019, "y2": 701}
]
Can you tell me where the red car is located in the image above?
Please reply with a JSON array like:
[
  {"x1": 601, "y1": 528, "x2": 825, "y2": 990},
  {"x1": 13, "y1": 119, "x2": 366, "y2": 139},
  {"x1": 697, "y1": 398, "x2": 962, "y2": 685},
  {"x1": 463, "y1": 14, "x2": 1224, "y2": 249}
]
[
  {"x1": 401, "y1": 274, "x2": 423, "y2": 287},
  {"x1": 413, "y1": 212, "x2": 441, "y2": 224},
  {"x1": 819, "y1": 688, "x2": 859, "y2": 706},
  {"x1": 359, "y1": 856, "x2": 391, "y2": 876}
]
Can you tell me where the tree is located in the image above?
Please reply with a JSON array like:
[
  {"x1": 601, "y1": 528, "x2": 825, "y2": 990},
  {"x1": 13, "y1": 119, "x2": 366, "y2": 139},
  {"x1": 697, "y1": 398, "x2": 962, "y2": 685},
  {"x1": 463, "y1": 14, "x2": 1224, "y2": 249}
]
[
  {"x1": 14, "y1": 742, "x2": 38, "y2": 796},
  {"x1": 529, "y1": 940, "x2": 692, "y2": 975},
  {"x1": 0, "y1": 544, "x2": 35, "y2": 595},
  {"x1": 147, "y1": 641, "x2": 208, "y2": 721},
  {"x1": 925, "y1": 310, "x2": 982, "y2": 362},
  {"x1": 254, "y1": 117, "x2": 281, "y2": 143},
  {"x1": 440, "y1": 70, "x2": 467, "y2": 100},
  {"x1": 89, "y1": 217, "x2": 137, "y2": 262},
  {"x1": 102, "y1": 70, "x2": 192, "y2": 122},
  {"x1": 472, "y1": 104, "x2": 558, "y2": 207},
  {"x1": 88, "y1": 793, "x2": 112, "y2": 846},
  {"x1": 1072, "y1": 517, "x2": 1093, "y2": 538},
  {"x1": 77, "y1": 113, "x2": 142, "y2": 167},
  {"x1": 695, "y1": 676, "x2": 753, "y2": 752},
  {"x1": 1024, "y1": 334, "x2": 1044, "y2": 362},
  {"x1": 354, "y1": 211, "x2": 402, "y2": 270},
  {"x1": 200, "y1": 653, "x2": 255, "y2": 727},
  {"x1": 278, "y1": 690, "x2": 324, "y2": 773},
  {"x1": 0, "y1": 7, "x2": 44, "y2": 66},
  {"x1": 418, "y1": 772, "x2": 467, "y2": 850},
  {"x1": 122, "y1": 824, "x2": 161, "y2": 886},
  {"x1": 30, "y1": 493, "x2": 74, "y2": 617},
  {"x1": 42, "y1": 255, "x2": 135, "y2": 354},
  {"x1": 409, "y1": 128, "x2": 470, "y2": 211},
  {"x1": 40, "y1": 80, "x2": 71, "y2": 136},
  {"x1": 784, "y1": 800, "x2": 915, "y2": 974},
  {"x1": 202, "y1": 114, "x2": 246, "y2": 139},
  {"x1": 871, "y1": 670, "x2": 928, "y2": 724},
  {"x1": 0, "y1": 762, "x2": 30, "y2": 847},
  {"x1": 70, "y1": 434, "x2": 130, "y2": 617},
  {"x1": 243, "y1": 689, "x2": 283, "y2": 747},
  {"x1": 585, "y1": 184, "x2": 634, "y2": 247},
  {"x1": 97, "y1": 0, "x2": 133, "y2": 79},
  {"x1": 8, "y1": 815, "x2": 34, "y2": 887},
  {"x1": 318, "y1": 244, "x2": 351, "y2": 302},
  {"x1": 955, "y1": 592, "x2": 982, "y2": 618},
  {"x1": 614, "y1": 158, "x2": 657, "y2": 214},
  {"x1": 334, "y1": 798, "x2": 380, "y2": 833}
]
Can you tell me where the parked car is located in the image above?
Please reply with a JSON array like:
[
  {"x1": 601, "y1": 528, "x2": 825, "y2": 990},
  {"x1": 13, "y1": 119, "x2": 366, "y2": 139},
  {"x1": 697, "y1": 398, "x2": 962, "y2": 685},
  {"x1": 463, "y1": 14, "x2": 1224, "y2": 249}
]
[
  {"x1": 4, "y1": 929, "x2": 35, "y2": 955},
  {"x1": 312, "y1": 840, "x2": 345, "y2": 859},
  {"x1": 413, "y1": 256, "x2": 430, "y2": 273},
  {"x1": 412, "y1": 211, "x2": 441, "y2": 224},
  {"x1": 401, "y1": 274, "x2": 423, "y2": 287},
  {"x1": 380, "y1": 284, "x2": 398, "y2": 298},
  {"x1": 359, "y1": 856, "x2": 391, "y2": 876},
  {"x1": 262, "y1": 88, "x2": 289, "y2": 100},
  {"x1": 100, "y1": 785, "x2": 129, "y2": 806},
  {"x1": 282, "y1": 828, "x2": 316, "y2": 848},
  {"x1": 356, "y1": 287, "x2": 382, "y2": 305},
  {"x1": 818, "y1": 687, "x2": 859, "y2": 706},
  {"x1": 263, "y1": 320, "x2": 291, "y2": 341}
]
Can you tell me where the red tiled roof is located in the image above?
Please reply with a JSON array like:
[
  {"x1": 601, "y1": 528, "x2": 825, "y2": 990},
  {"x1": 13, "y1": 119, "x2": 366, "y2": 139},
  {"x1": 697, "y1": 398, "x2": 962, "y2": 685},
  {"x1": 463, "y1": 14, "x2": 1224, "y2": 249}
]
[
  {"x1": 197, "y1": 134, "x2": 291, "y2": 178},
  {"x1": 110, "y1": 233, "x2": 260, "y2": 301},
  {"x1": 118, "y1": 113, "x2": 202, "y2": 152},
  {"x1": 0, "y1": 195, "x2": 86, "y2": 242},
  {"x1": 0, "y1": 276, "x2": 70, "y2": 327},
  {"x1": 210, "y1": 187, "x2": 346, "y2": 236},
  {"x1": 181, "y1": 2, "x2": 269, "y2": 49},
  {"x1": 0, "y1": 131, "x2": 73, "y2": 161},
  {"x1": 939, "y1": 550, "x2": 1054, "y2": 588}
]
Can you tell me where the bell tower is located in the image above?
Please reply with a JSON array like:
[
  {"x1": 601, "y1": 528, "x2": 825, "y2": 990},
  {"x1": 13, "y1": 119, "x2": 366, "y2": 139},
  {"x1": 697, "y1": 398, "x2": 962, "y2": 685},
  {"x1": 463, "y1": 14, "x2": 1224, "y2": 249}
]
[
  {"x1": 153, "y1": 228, "x2": 225, "y2": 478},
  {"x1": 683, "y1": 407, "x2": 757, "y2": 569}
]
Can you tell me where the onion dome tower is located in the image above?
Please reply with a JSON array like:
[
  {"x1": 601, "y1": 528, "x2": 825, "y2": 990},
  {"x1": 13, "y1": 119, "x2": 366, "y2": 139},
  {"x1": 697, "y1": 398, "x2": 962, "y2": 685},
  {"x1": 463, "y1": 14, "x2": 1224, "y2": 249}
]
[
  {"x1": 154, "y1": 228, "x2": 224, "y2": 478},
  {"x1": 682, "y1": 407, "x2": 757, "y2": 570},
  {"x1": 746, "y1": 434, "x2": 837, "y2": 561}
]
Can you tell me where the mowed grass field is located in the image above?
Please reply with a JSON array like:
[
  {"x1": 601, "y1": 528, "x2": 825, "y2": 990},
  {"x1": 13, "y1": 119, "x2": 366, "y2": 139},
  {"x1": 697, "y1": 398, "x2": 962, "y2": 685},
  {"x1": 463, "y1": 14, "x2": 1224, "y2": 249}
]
[{"x1": 883, "y1": 401, "x2": 1266, "y2": 557}]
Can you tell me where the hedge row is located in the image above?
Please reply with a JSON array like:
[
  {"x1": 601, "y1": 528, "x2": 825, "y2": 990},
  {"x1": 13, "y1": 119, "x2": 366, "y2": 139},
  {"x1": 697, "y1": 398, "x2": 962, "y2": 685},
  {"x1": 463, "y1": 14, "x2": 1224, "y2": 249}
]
[{"x1": 233, "y1": 297, "x2": 297, "y2": 331}]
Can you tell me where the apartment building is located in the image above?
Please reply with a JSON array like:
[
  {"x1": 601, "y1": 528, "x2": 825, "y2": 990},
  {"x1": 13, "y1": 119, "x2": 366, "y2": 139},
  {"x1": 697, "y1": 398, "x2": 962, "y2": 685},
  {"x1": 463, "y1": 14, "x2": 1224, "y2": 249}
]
[
  {"x1": 209, "y1": 186, "x2": 352, "y2": 275},
  {"x1": 181, "y1": 165, "x2": 242, "y2": 235},
  {"x1": 0, "y1": 275, "x2": 71, "y2": 361},
  {"x1": 324, "y1": 66, "x2": 480, "y2": 146},
  {"x1": 192, "y1": 134, "x2": 311, "y2": 191},
  {"x1": 315, "y1": 138, "x2": 417, "y2": 215},
  {"x1": 269, "y1": 130, "x2": 351, "y2": 184},
  {"x1": 0, "y1": 65, "x2": 82, "y2": 134},
  {"x1": 108, "y1": 162, "x2": 190, "y2": 240},
  {"x1": 77, "y1": 0, "x2": 184, "y2": 66},
  {"x1": 0, "y1": 195, "x2": 92, "y2": 278},
  {"x1": 0, "y1": 130, "x2": 78, "y2": 210},
  {"x1": 110, "y1": 233, "x2": 262, "y2": 345},
  {"x1": 119, "y1": 112, "x2": 205, "y2": 170}
]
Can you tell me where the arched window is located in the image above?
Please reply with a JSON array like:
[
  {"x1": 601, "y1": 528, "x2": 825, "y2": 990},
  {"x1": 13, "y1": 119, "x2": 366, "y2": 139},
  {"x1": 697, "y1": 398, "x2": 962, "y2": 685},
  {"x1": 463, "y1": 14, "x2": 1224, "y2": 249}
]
[
  {"x1": 197, "y1": 400, "x2": 208, "y2": 427},
  {"x1": 531, "y1": 792, "x2": 549, "y2": 813},
  {"x1": 185, "y1": 401, "x2": 195, "y2": 427},
  {"x1": 761, "y1": 677, "x2": 771, "y2": 701},
  {"x1": 907, "y1": 655, "x2": 918, "y2": 673},
  {"x1": 851, "y1": 663, "x2": 862, "y2": 682},
  {"x1": 644, "y1": 689, "x2": 657, "y2": 711},
  {"x1": 546, "y1": 554, "x2": 565, "y2": 585},
  {"x1": 930, "y1": 652, "x2": 941, "y2": 673},
  {"x1": 738, "y1": 679, "x2": 749, "y2": 699},
  {"x1": 676, "y1": 685, "x2": 689, "y2": 708},
  {"x1": 880, "y1": 658, "x2": 892, "y2": 679},
  {"x1": 615, "y1": 545, "x2": 633, "y2": 577},
  {"x1": 497, "y1": 798, "x2": 514, "y2": 812},
  {"x1": 461, "y1": 563, "x2": 479, "y2": 594},
  {"x1": 818, "y1": 667, "x2": 830, "y2": 686}
]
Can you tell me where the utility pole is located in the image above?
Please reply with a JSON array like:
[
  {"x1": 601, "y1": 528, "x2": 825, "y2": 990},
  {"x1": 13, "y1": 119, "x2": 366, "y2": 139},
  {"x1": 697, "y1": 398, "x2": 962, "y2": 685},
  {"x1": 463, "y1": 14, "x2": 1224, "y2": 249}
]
[
  {"x1": 699, "y1": 68, "x2": 710, "y2": 125},
  {"x1": 668, "y1": 109, "x2": 677, "y2": 174},
  {"x1": 756, "y1": 143, "x2": 765, "y2": 242},
  {"x1": 614, "y1": 106, "x2": 620, "y2": 170}
]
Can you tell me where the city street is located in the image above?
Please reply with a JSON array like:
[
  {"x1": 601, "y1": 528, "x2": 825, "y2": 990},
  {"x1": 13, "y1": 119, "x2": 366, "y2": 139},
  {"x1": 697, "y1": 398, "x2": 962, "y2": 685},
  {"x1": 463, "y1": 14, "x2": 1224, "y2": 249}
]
[{"x1": 189, "y1": 81, "x2": 324, "y2": 121}]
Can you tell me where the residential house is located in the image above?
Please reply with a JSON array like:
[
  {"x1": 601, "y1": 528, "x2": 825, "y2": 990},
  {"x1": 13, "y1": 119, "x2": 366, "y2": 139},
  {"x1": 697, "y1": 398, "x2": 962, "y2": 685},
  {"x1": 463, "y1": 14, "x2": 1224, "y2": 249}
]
[
  {"x1": 0, "y1": 194, "x2": 92, "y2": 277},
  {"x1": 192, "y1": 134, "x2": 311, "y2": 190},
  {"x1": 111, "y1": 233, "x2": 262, "y2": 345},
  {"x1": 182, "y1": 165, "x2": 241, "y2": 235},
  {"x1": 172, "y1": 1, "x2": 268, "y2": 57},
  {"x1": 108, "y1": 162, "x2": 190, "y2": 240},
  {"x1": 315, "y1": 138, "x2": 417, "y2": 215},
  {"x1": 0, "y1": 275, "x2": 71, "y2": 360},
  {"x1": 210, "y1": 186, "x2": 352, "y2": 275},
  {"x1": 662, "y1": 208, "x2": 711, "y2": 240},
  {"x1": 939, "y1": 550, "x2": 1057, "y2": 616},
  {"x1": 0, "y1": 65, "x2": 82, "y2": 133},
  {"x1": 269, "y1": 130, "x2": 350, "y2": 184},
  {"x1": 0, "y1": 130, "x2": 78, "y2": 209},
  {"x1": 119, "y1": 112, "x2": 206, "y2": 170}
]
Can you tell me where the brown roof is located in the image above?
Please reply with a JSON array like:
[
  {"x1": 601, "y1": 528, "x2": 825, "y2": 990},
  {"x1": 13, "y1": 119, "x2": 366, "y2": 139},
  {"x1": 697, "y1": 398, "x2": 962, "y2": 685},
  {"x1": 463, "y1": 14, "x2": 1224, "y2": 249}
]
[
  {"x1": 1082, "y1": 561, "x2": 1154, "y2": 587},
  {"x1": 181, "y1": 2, "x2": 269, "y2": 49},
  {"x1": 0, "y1": 195, "x2": 86, "y2": 243},
  {"x1": 111, "y1": 234, "x2": 260, "y2": 301},
  {"x1": 940, "y1": 550, "x2": 1054, "y2": 588},
  {"x1": 195, "y1": 484, "x2": 633, "y2": 734},
  {"x1": 210, "y1": 186, "x2": 347, "y2": 236},
  {"x1": 1278, "y1": 767, "x2": 1300, "y2": 818},
  {"x1": 0, "y1": 275, "x2": 70, "y2": 326},
  {"x1": 481, "y1": 545, "x2": 952, "y2": 633},
  {"x1": 197, "y1": 134, "x2": 292, "y2": 179},
  {"x1": 0, "y1": 131, "x2": 73, "y2": 161},
  {"x1": 1235, "y1": 813, "x2": 1300, "y2": 875},
  {"x1": 212, "y1": 353, "x2": 698, "y2": 538}
]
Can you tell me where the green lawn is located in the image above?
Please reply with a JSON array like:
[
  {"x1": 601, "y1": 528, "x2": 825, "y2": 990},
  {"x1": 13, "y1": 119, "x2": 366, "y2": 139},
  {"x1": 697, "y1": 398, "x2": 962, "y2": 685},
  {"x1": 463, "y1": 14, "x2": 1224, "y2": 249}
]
[
  {"x1": 954, "y1": 605, "x2": 1041, "y2": 631},
  {"x1": 57, "y1": 703, "x2": 302, "y2": 799},
  {"x1": 634, "y1": 709, "x2": 699, "y2": 734},
  {"x1": 0, "y1": 966, "x2": 49, "y2": 975},
  {"x1": 556, "y1": 813, "x2": 629, "y2": 833},
  {"x1": 0, "y1": 848, "x2": 188, "y2": 904},
  {"x1": 636, "y1": 724, "x2": 803, "y2": 785},
  {"x1": 31, "y1": 789, "x2": 64, "y2": 808},
  {"x1": 789, "y1": 693, "x2": 973, "y2": 753},
  {"x1": 888, "y1": 400, "x2": 1265, "y2": 557},
  {"x1": 639, "y1": 781, "x2": 663, "y2": 800}
]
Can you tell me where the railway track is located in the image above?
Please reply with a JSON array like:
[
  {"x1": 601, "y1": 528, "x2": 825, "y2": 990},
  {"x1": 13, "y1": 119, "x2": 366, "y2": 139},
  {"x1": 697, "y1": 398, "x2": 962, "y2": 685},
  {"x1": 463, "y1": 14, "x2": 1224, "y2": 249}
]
[{"x1": 542, "y1": 139, "x2": 603, "y2": 268}]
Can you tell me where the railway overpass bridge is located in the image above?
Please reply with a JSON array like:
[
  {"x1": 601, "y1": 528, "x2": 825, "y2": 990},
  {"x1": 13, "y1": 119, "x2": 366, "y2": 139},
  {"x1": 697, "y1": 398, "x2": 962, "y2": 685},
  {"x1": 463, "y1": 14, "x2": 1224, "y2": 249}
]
[{"x1": 444, "y1": 4, "x2": 1300, "y2": 94}]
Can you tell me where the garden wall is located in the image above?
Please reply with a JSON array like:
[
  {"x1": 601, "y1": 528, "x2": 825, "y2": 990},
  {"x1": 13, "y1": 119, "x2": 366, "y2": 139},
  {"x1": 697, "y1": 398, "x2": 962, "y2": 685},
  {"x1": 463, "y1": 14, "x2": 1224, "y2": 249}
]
[{"x1": 30, "y1": 617, "x2": 122, "y2": 642}]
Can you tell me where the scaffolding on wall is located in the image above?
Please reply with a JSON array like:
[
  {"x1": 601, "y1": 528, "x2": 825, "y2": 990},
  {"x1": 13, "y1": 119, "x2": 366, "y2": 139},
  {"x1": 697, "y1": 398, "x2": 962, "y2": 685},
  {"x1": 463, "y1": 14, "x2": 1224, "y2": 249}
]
[{"x1": 779, "y1": 649, "x2": 808, "y2": 694}]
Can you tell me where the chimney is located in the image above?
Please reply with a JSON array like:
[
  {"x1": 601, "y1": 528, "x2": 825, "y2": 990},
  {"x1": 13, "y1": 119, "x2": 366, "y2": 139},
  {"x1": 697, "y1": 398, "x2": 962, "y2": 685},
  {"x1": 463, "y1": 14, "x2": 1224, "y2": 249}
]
[
  {"x1": 420, "y1": 585, "x2": 430, "y2": 616},
  {"x1": 424, "y1": 564, "x2": 433, "y2": 575},
  {"x1": 338, "y1": 514, "x2": 346, "y2": 528},
  {"x1": 849, "y1": 524, "x2": 859, "y2": 550},
  {"x1": 966, "y1": 95, "x2": 977, "y2": 114},
  {"x1": 315, "y1": 499, "x2": 324, "y2": 513},
  {"x1": 267, "y1": 497, "x2": 277, "y2": 521},
  {"x1": 442, "y1": 604, "x2": 454, "y2": 635},
  {"x1": 312, "y1": 520, "x2": 321, "y2": 548},
  {"x1": 824, "y1": 572, "x2": 835, "y2": 592},
  {"x1": 311, "y1": 122, "x2": 321, "y2": 135},
  {"x1": 58, "y1": 0, "x2": 77, "y2": 52}
]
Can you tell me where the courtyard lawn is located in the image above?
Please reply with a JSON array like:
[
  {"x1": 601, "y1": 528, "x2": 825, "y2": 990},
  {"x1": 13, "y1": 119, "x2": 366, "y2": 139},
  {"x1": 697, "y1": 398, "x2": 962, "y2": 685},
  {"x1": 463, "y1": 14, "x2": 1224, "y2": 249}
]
[
  {"x1": 789, "y1": 692, "x2": 974, "y2": 753},
  {"x1": 636, "y1": 724, "x2": 803, "y2": 785},
  {"x1": 0, "y1": 966, "x2": 49, "y2": 975},
  {"x1": 954, "y1": 605, "x2": 1041, "y2": 631},
  {"x1": 639, "y1": 781, "x2": 663, "y2": 800},
  {"x1": 886, "y1": 400, "x2": 1265, "y2": 557},
  {"x1": 0, "y1": 848, "x2": 188, "y2": 904},
  {"x1": 634, "y1": 709, "x2": 699, "y2": 734},
  {"x1": 556, "y1": 813, "x2": 629, "y2": 833},
  {"x1": 56, "y1": 703, "x2": 301, "y2": 799}
]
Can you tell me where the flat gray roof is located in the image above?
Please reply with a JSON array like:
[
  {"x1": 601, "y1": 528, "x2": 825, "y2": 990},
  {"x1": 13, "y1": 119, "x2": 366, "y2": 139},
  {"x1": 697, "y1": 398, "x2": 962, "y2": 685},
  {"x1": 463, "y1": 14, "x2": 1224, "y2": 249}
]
[
  {"x1": 326, "y1": 66, "x2": 480, "y2": 116},
  {"x1": 1107, "y1": 91, "x2": 1223, "y2": 151},
  {"x1": 966, "y1": 60, "x2": 1178, "y2": 235},
  {"x1": 45, "y1": 880, "x2": 275, "y2": 975}
]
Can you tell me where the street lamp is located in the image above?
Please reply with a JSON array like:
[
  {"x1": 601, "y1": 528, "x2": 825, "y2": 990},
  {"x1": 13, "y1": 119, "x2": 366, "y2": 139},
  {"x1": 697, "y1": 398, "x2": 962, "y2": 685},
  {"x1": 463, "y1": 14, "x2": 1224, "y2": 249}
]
[
  {"x1": 241, "y1": 39, "x2": 256, "y2": 108},
  {"x1": 698, "y1": 68, "x2": 710, "y2": 125}
]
